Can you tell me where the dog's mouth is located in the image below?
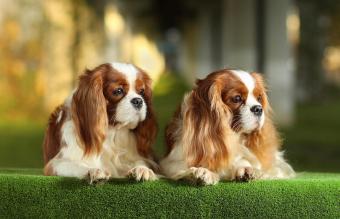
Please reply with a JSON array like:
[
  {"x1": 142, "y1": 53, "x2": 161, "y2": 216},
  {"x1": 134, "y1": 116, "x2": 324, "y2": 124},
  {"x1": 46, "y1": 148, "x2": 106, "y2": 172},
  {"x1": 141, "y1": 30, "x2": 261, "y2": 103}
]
[
  {"x1": 253, "y1": 121, "x2": 261, "y2": 130},
  {"x1": 241, "y1": 119, "x2": 262, "y2": 133}
]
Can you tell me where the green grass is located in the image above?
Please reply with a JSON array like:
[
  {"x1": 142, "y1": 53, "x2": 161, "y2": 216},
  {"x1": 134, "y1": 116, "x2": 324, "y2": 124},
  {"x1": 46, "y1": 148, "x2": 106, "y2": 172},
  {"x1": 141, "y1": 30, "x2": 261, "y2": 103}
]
[
  {"x1": 0, "y1": 169, "x2": 339, "y2": 218},
  {"x1": 0, "y1": 121, "x2": 44, "y2": 168},
  {"x1": 282, "y1": 101, "x2": 340, "y2": 172}
]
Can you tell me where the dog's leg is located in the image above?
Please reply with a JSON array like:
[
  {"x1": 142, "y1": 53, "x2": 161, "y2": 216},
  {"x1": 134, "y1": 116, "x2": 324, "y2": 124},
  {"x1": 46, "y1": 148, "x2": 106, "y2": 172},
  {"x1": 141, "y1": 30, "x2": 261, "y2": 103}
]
[
  {"x1": 173, "y1": 167, "x2": 220, "y2": 185},
  {"x1": 231, "y1": 159, "x2": 257, "y2": 182},
  {"x1": 127, "y1": 165, "x2": 158, "y2": 181},
  {"x1": 45, "y1": 158, "x2": 110, "y2": 184}
]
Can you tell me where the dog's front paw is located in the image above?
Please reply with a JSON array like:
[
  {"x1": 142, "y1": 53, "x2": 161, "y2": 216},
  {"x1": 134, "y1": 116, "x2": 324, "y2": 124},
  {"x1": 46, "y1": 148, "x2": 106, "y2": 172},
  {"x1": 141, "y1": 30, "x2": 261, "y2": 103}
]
[
  {"x1": 187, "y1": 167, "x2": 219, "y2": 185},
  {"x1": 127, "y1": 166, "x2": 158, "y2": 181},
  {"x1": 87, "y1": 168, "x2": 111, "y2": 184},
  {"x1": 234, "y1": 167, "x2": 255, "y2": 182}
]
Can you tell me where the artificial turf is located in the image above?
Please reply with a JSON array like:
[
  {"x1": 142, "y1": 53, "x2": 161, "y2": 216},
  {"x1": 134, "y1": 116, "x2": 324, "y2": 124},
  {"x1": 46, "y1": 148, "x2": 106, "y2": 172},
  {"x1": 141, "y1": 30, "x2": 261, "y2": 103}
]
[{"x1": 0, "y1": 169, "x2": 339, "y2": 218}]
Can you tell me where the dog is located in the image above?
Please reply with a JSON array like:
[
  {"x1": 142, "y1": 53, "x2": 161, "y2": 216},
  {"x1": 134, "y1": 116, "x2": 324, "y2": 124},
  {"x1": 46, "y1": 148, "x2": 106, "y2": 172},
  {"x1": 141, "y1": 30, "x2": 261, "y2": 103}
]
[
  {"x1": 160, "y1": 69, "x2": 295, "y2": 185},
  {"x1": 43, "y1": 63, "x2": 158, "y2": 183}
]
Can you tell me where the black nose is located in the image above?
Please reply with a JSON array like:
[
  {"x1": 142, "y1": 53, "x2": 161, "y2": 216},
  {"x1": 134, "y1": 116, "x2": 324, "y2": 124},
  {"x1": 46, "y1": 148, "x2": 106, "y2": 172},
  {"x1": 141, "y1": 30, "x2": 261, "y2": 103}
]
[
  {"x1": 130, "y1": 97, "x2": 143, "y2": 110},
  {"x1": 250, "y1": 105, "x2": 263, "y2": 116}
]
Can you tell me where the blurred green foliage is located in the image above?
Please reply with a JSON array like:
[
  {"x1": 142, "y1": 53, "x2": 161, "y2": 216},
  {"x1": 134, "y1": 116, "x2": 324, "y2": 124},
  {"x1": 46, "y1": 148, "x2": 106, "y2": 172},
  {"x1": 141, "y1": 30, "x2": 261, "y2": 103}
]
[{"x1": 153, "y1": 73, "x2": 190, "y2": 156}]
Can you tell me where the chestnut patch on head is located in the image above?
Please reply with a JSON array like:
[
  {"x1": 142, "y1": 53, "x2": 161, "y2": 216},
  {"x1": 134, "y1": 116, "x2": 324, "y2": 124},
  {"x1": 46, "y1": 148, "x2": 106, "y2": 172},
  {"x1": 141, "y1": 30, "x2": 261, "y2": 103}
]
[
  {"x1": 220, "y1": 74, "x2": 248, "y2": 109},
  {"x1": 218, "y1": 72, "x2": 249, "y2": 132},
  {"x1": 135, "y1": 78, "x2": 146, "y2": 97},
  {"x1": 101, "y1": 68, "x2": 130, "y2": 125},
  {"x1": 133, "y1": 67, "x2": 157, "y2": 158},
  {"x1": 135, "y1": 69, "x2": 152, "y2": 101},
  {"x1": 251, "y1": 72, "x2": 267, "y2": 109},
  {"x1": 103, "y1": 71, "x2": 129, "y2": 102}
]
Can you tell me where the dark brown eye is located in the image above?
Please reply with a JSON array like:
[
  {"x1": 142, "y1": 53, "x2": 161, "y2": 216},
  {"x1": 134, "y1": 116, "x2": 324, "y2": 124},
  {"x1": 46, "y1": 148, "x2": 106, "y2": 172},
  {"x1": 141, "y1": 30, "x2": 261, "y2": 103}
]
[
  {"x1": 139, "y1": 88, "x2": 145, "y2": 96},
  {"x1": 232, "y1": 95, "x2": 242, "y2": 103},
  {"x1": 257, "y1": 95, "x2": 262, "y2": 102},
  {"x1": 113, "y1": 88, "x2": 124, "y2": 96}
]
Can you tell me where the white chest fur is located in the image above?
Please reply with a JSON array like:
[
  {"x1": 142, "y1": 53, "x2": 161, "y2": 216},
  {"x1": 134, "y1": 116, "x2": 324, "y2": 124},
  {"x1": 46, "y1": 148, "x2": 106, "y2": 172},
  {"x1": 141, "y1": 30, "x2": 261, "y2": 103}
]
[{"x1": 101, "y1": 126, "x2": 145, "y2": 177}]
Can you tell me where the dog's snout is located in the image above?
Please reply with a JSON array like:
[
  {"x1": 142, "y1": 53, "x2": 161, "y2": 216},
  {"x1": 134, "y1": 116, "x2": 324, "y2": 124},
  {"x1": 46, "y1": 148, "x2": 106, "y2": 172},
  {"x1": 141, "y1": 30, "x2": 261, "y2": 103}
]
[
  {"x1": 250, "y1": 105, "x2": 263, "y2": 116},
  {"x1": 130, "y1": 97, "x2": 143, "y2": 110}
]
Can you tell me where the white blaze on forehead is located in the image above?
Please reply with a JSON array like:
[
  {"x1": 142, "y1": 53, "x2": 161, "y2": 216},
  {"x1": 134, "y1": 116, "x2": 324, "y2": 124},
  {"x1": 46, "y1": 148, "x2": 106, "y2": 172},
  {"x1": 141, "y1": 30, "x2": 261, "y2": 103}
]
[
  {"x1": 111, "y1": 62, "x2": 138, "y2": 90},
  {"x1": 230, "y1": 70, "x2": 255, "y2": 93},
  {"x1": 230, "y1": 70, "x2": 259, "y2": 105}
]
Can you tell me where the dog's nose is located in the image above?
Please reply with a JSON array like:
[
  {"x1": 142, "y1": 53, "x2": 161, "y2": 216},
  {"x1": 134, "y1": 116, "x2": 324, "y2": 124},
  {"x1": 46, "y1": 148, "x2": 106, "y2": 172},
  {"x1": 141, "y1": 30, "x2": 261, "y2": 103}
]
[
  {"x1": 250, "y1": 105, "x2": 263, "y2": 116},
  {"x1": 130, "y1": 97, "x2": 143, "y2": 110}
]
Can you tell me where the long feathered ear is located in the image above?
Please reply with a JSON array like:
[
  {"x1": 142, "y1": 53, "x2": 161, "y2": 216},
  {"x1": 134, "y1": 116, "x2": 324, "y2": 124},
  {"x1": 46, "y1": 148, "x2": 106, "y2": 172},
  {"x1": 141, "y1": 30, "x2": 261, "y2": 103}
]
[
  {"x1": 133, "y1": 71, "x2": 158, "y2": 159},
  {"x1": 182, "y1": 74, "x2": 237, "y2": 171},
  {"x1": 245, "y1": 73, "x2": 281, "y2": 170},
  {"x1": 72, "y1": 65, "x2": 109, "y2": 156}
]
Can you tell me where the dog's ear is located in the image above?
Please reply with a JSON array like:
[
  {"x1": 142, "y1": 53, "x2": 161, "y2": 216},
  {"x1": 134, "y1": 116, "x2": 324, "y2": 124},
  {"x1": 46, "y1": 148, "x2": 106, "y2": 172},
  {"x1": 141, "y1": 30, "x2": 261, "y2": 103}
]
[
  {"x1": 72, "y1": 64, "x2": 109, "y2": 155},
  {"x1": 245, "y1": 72, "x2": 280, "y2": 169},
  {"x1": 133, "y1": 70, "x2": 158, "y2": 159},
  {"x1": 182, "y1": 74, "x2": 237, "y2": 171}
]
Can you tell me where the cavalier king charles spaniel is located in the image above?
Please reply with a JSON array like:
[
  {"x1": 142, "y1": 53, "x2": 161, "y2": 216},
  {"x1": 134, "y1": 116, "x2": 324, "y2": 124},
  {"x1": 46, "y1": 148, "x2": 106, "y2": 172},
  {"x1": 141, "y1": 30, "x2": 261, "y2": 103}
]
[
  {"x1": 43, "y1": 63, "x2": 158, "y2": 183},
  {"x1": 160, "y1": 69, "x2": 295, "y2": 185}
]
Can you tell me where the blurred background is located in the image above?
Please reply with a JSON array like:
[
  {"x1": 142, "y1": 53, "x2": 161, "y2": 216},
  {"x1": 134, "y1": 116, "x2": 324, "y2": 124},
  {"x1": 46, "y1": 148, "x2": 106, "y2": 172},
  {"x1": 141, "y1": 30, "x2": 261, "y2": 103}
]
[{"x1": 0, "y1": 0, "x2": 339, "y2": 172}]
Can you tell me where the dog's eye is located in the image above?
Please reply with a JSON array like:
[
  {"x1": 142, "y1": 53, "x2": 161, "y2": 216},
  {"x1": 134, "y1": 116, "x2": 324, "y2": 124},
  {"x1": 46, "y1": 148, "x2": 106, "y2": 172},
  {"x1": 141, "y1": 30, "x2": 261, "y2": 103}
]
[
  {"x1": 139, "y1": 89, "x2": 145, "y2": 96},
  {"x1": 232, "y1": 95, "x2": 242, "y2": 103},
  {"x1": 257, "y1": 95, "x2": 262, "y2": 102},
  {"x1": 113, "y1": 88, "x2": 124, "y2": 96}
]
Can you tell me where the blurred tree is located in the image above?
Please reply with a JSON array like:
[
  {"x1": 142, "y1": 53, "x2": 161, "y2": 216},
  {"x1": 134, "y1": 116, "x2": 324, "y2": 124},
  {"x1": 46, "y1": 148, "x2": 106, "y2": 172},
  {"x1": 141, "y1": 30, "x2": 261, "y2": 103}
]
[
  {"x1": 41, "y1": 0, "x2": 107, "y2": 110},
  {"x1": 0, "y1": 1, "x2": 45, "y2": 120},
  {"x1": 118, "y1": 0, "x2": 197, "y2": 37},
  {"x1": 296, "y1": 0, "x2": 340, "y2": 102},
  {"x1": 70, "y1": 0, "x2": 107, "y2": 85}
]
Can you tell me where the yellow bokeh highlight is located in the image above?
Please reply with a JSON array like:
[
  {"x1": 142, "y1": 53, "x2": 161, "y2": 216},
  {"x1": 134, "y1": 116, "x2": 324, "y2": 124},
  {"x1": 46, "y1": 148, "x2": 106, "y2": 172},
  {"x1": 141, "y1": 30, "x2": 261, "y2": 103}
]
[
  {"x1": 287, "y1": 8, "x2": 300, "y2": 45},
  {"x1": 131, "y1": 34, "x2": 165, "y2": 83},
  {"x1": 104, "y1": 6, "x2": 165, "y2": 84},
  {"x1": 105, "y1": 5, "x2": 125, "y2": 36},
  {"x1": 323, "y1": 46, "x2": 340, "y2": 83}
]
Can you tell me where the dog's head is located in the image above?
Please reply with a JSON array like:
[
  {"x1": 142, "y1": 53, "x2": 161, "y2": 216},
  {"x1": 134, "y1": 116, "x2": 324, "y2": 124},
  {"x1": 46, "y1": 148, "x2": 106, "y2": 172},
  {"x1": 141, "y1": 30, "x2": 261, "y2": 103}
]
[{"x1": 72, "y1": 63, "x2": 157, "y2": 156}]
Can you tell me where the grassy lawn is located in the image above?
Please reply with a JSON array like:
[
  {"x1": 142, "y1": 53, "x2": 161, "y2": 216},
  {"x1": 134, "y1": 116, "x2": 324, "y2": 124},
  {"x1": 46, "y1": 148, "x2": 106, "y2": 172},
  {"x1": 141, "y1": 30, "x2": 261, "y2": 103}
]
[
  {"x1": 0, "y1": 169, "x2": 339, "y2": 218},
  {"x1": 282, "y1": 101, "x2": 340, "y2": 172},
  {"x1": 0, "y1": 73, "x2": 339, "y2": 172},
  {"x1": 0, "y1": 121, "x2": 44, "y2": 168}
]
